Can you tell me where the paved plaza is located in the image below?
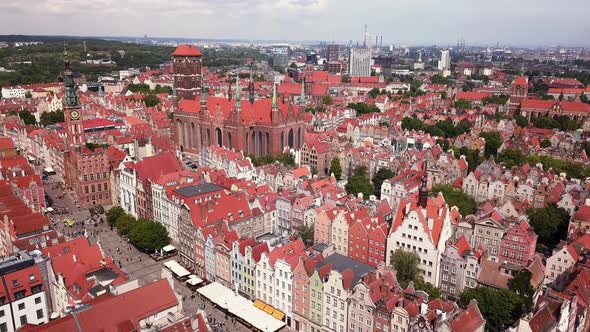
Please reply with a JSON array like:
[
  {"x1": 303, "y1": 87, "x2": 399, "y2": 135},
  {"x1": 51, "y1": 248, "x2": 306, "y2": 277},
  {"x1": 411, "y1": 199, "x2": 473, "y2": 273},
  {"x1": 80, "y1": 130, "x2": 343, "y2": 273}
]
[{"x1": 42, "y1": 175, "x2": 270, "y2": 332}]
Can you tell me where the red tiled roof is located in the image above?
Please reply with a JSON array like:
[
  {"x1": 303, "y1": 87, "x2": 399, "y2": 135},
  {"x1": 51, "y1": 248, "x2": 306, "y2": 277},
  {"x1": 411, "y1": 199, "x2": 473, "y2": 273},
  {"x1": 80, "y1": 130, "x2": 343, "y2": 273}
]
[
  {"x1": 23, "y1": 279, "x2": 177, "y2": 332},
  {"x1": 172, "y1": 44, "x2": 203, "y2": 57}
]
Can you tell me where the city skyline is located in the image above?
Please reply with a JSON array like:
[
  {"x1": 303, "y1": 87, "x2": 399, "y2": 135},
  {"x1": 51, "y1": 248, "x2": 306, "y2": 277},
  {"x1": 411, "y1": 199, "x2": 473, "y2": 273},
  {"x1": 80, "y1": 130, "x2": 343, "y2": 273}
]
[{"x1": 1, "y1": 0, "x2": 589, "y2": 47}]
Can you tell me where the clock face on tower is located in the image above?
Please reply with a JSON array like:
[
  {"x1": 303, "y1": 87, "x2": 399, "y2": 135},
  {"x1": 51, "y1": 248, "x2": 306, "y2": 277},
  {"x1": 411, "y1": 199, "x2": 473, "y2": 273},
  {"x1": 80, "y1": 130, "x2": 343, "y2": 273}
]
[{"x1": 70, "y1": 110, "x2": 80, "y2": 121}]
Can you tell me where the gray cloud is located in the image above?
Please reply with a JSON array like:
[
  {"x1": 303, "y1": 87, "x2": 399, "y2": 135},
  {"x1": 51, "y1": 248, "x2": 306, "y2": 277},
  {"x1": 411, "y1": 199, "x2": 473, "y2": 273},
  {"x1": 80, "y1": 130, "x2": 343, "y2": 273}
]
[{"x1": 0, "y1": 0, "x2": 588, "y2": 46}]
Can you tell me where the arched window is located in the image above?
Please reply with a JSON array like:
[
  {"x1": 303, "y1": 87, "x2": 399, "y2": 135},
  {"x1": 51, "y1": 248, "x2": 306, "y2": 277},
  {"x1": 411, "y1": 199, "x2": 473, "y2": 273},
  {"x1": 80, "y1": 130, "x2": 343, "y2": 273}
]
[
  {"x1": 227, "y1": 132, "x2": 232, "y2": 150},
  {"x1": 297, "y1": 127, "x2": 302, "y2": 148},
  {"x1": 176, "y1": 120, "x2": 184, "y2": 150},
  {"x1": 258, "y1": 132, "x2": 263, "y2": 156},
  {"x1": 251, "y1": 133, "x2": 256, "y2": 156},
  {"x1": 266, "y1": 132, "x2": 270, "y2": 155},
  {"x1": 191, "y1": 123, "x2": 195, "y2": 148},
  {"x1": 280, "y1": 132, "x2": 285, "y2": 150},
  {"x1": 245, "y1": 133, "x2": 249, "y2": 154},
  {"x1": 216, "y1": 128, "x2": 223, "y2": 147},
  {"x1": 206, "y1": 128, "x2": 211, "y2": 146},
  {"x1": 288, "y1": 128, "x2": 294, "y2": 148}
]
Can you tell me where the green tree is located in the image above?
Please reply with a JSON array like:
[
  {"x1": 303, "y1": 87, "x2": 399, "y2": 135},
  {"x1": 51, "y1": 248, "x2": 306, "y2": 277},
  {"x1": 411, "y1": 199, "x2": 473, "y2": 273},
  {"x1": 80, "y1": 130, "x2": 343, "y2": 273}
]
[
  {"x1": 453, "y1": 98, "x2": 472, "y2": 109},
  {"x1": 372, "y1": 168, "x2": 395, "y2": 198},
  {"x1": 540, "y1": 139, "x2": 552, "y2": 148},
  {"x1": 453, "y1": 146, "x2": 482, "y2": 172},
  {"x1": 415, "y1": 280, "x2": 442, "y2": 299},
  {"x1": 347, "y1": 102, "x2": 380, "y2": 115},
  {"x1": 106, "y1": 206, "x2": 125, "y2": 227},
  {"x1": 40, "y1": 111, "x2": 65, "y2": 126},
  {"x1": 459, "y1": 287, "x2": 526, "y2": 332},
  {"x1": 431, "y1": 184, "x2": 476, "y2": 216},
  {"x1": 401, "y1": 117, "x2": 426, "y2": 131},
  {"x1": 329, "y1": 157, "x2": 343, "y2": 180},
  {"x1": 390, "y1": 249, "x2": 420, "y2": 288},
  {"x1": 10, "y1": 110, "x2": 37, "y2": 125},
  {"x1": 527, "y1": 203, "x2": 569, "y2": 249},
  {"x1": 142, "y1": 94, "x2": 160, "y2": 107},
  {"x1": 497, "y1": 149, "x2": 526, "y2": 168},
  {"x1": 430, "y1": 74, "x2": 449, "y2": 85},
  {"x1": 128, "y1": 218, "x2": 171, "y2": 253},
  {"x1": 479, "y1": 131, "x2": 503, "y2": 157},
  {"x1": 462, "y1": 81, "x2": 475, "y2": 92},
  {"x1": 509, "y1": 270, "x2": 534, "y2": 311},
  {"x1": 368, "y1": 88, "x2": 381, "y2": 98},
  {"x1": 322, "y1": 95, "x2": 333, "y2": 106},
  {"x1": 115, "y1": 214, "x2": 135, "y2": 236},
  {"x1": 295, "y1": 225, "x2": 314, "y2": 247},
  {"x1": 289, "y1": 62, "x2": 298, "y2": 69},
  {"x1": 514, "y1": 115, "x2": 529, "y2": 128},
  {"x1": 345, "y1": 166, "x2": 374, "y2": 199}
]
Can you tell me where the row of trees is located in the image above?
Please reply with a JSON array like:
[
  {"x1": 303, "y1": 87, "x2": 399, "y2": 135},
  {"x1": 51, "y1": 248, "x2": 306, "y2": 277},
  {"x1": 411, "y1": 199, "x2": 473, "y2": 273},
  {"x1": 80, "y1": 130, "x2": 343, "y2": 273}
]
[
  {"x1": 106, "y1": 206, "x2": 170, "y2": 253},
  {"x1": 248, "y1": 153, "x2": 295, "y2": 167},
  {"x1": 127, "y1": 83, "x2": 173, "y2": 95},
  {"x1": 9, "y1": 109, "x2": 66, "y2": 127},
  {"x1": 430, "y1": 184, "x2": 476, "y2": 216},
  {"x1": 497, "y1": 148, "x2": 590, "y2": 179},
  {"x1": 390, "y1": 249, "x2": 442, "y2": 298},
  {"x1": 401, "y1": 117, "x2": 471, "y2": 139},
  {"x1": 346, "y1": 102, "x2": 381, "y2": 115}
]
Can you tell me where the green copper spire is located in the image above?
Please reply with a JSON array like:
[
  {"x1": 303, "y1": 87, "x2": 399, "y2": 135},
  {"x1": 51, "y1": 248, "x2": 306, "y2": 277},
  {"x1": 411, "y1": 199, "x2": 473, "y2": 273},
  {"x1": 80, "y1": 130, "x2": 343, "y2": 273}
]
[
  {"x1": 200, "y1": 75, "x2": 206, "y2": 104},
  {"x1": 272, "y1": 82, "x2": 277, "y2": 110},
  {"x1": 299, "y1": 77, "x2": 305, "y2": 105},
  {"x1": 234, "y1": 74, "x2": 241, "y2": 110},
  {"x1": 62, "y1": 45, "x2": 80, "y2": 108}
]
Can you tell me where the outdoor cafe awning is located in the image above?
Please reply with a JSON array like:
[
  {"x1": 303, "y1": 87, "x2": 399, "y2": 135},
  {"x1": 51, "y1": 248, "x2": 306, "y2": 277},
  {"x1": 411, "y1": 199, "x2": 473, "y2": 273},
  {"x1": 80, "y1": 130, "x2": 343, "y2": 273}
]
[
  {"x1": 186, "y1": 275, "x2": 203, "y2": 286},
  {"x1": 272, "y1": 310, "x2": 285, "y2": 321},
  {"x1": 254, "y1": 299, "x2": 266, "y2": 310},
  {"x1": 198, "y1": 282, "x2": 286, "y2": 332},
  {"x1": 162, "y1": 245, "x2": 176, "y2": 253},
  {"x1": 163, "y1": 260, "x2": 190, "y2": 278}
]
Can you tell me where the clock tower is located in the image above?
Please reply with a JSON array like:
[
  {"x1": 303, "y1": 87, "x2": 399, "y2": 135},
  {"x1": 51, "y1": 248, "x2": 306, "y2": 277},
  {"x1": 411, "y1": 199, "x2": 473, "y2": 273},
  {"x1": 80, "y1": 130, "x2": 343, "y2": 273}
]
[{"x1": 62, "y1": 47, "x2": 84, "y2": 152}]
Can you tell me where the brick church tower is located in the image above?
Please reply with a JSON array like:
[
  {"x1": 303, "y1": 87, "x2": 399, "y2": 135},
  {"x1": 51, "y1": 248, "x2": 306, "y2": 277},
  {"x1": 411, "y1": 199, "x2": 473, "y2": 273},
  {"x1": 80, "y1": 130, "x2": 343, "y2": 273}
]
[
  {"x1": 508, "y1": 76, "x2": 528, "y2": 114},
  {"x1": 172, "y1": 45, "x2": 203, "y2": 100}
]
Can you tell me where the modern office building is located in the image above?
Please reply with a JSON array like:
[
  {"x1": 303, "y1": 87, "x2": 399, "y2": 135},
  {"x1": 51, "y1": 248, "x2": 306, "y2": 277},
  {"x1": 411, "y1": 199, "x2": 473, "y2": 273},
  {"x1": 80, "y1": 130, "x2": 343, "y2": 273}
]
[{"x1": 348, "y1": 47, "x2": 371, "y2": 77}]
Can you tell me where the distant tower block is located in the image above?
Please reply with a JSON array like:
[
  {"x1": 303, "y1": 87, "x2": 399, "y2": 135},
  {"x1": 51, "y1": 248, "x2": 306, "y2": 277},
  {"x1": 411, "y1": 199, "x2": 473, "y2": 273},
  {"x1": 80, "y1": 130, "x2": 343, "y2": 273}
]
[{"x1": 172, "y1": 44, "x2": 203, "y2": 100}]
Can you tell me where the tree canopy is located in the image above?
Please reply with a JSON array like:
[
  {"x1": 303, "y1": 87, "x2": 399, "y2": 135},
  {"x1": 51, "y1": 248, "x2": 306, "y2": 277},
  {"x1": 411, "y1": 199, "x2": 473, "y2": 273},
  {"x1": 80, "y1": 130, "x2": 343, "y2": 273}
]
[
  {"x1": 527, "y1": 203, "x2": 569, "y2": 250},
  {"x1": 498, "y1": 149, "x2": 590, "y2": 179},
  {"x1": 431, "y1": 184, "x2": 476, "y2": 216},
  {"x1": 453, "y1": 98, "x2": 472, "y2": 109},
  {"x1": 295, "y1": 225, "x2": 314, "y2": 247},
  {"x1": 128, "y1": 218, "x2": 171, "y2": 253},
  {"x1": 514, "y1": 115, "x2": 529, "y2": 128},
  {"x1": 390, "y1": 249, "x2": 421, "y2": 288},
  {"x1": 459, "y1": 287, "x2": 527, "y2": 332},
  {"x1": 10, "y1": 110, "x2": 36, "y2": 125},
  {"x1": 346, "y1": 102, "x2": 381, "y2": 115},
  {"x1": 401, "y1": 117, "x2": 471, "y2": 139},
  {"x1": 322, "y1": 95, "x2": 333, "y2": 106},
  {"x1": 345, "y1": 166, "x2": 374, "y2": 199},
  {"x1": 479, "y1": 131, "x2": 503, "y2": 157},
  {"x1": 40, "y1": 111, "x2": 65, "y2": 127},
  {"x1": 329, "y1": 157, "x2": 342, "y2": 180}
]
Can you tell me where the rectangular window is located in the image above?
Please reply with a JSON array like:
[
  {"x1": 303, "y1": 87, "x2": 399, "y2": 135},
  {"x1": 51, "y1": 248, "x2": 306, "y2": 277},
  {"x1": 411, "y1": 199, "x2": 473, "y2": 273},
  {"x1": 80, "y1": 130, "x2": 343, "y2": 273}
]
[
  {"x1": 37, "y1": 309, "x2": 44, "y2": 319},
  {"x1": 20, "y1": 316, "x2": 27, "y2": 325},
  {"x1": 18, "y1": 303, "x2": 25, "y2": 310}
]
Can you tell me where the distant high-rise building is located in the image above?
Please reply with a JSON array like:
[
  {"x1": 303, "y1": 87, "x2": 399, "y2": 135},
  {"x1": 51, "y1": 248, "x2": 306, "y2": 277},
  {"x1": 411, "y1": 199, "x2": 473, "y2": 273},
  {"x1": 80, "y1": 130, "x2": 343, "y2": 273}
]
[
  {"x1": 437, "y1": 49, "x2": 451, "y2": 71},
  {"x1": 327, "y1": 44, "x2": 339, "y2": 62},
  {"x1": 271, "y1": 46, "x2": 289, "y2": 68},
  {"x1": 348, "y1": 47, "x2": 371, "y2": 77}
]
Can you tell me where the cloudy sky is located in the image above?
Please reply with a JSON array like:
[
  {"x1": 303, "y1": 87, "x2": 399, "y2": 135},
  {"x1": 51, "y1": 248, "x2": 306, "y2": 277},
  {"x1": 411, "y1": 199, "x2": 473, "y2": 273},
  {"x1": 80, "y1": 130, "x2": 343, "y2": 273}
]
[{"x1": 1, "y1": 0, "x2": 588, "y2": 46}]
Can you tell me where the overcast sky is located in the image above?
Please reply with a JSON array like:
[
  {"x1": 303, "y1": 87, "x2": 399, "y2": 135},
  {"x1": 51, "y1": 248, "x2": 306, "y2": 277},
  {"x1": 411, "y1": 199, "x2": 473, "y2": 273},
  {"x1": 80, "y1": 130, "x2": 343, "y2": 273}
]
[{"x1": 1, "y1": 0, "x2": 588, "y2": 47}]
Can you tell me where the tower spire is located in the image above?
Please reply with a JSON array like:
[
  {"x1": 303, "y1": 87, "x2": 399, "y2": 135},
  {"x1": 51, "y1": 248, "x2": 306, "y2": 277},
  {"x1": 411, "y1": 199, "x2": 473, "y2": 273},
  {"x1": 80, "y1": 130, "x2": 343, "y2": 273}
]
[
  {"x1": 272, "y1": 82, "x2": 278, "y2": 110},
  {"x1": 418, "y1": 161, "x2": 429, "y2": 208},
  {"x1": 234, "y1": 74, "x2": 241, "y2": 111},
  {"x1": 200, "y1": 75, "x2": 207, "y2": 112},
  {"x1": 299, "y1": 77, "x2": 306, "y2": 106},
  {"x1": 248, "y1": 70, "x2": 255, "y2": 105}
]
